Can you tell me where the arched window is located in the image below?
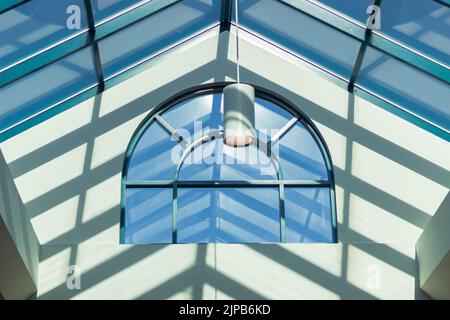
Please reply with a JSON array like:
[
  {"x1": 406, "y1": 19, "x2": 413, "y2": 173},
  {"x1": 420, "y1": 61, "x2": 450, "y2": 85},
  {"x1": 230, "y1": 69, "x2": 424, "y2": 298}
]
[{"x1": 121, "y1": 83, "x2": 337, "y2": 244}]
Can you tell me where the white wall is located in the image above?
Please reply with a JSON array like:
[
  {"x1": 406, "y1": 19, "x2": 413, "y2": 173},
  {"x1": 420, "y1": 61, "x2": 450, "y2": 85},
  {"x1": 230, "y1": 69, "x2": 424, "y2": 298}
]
[
  {"x1": 0, "y1": 149, "x2": 39, "y2": 299},
  {"x1": 416, "y1": 191, "x2": 450, "y2": 299},
  {"x1": 1, "y1": 26, "x2": 449, "y2": 299}
]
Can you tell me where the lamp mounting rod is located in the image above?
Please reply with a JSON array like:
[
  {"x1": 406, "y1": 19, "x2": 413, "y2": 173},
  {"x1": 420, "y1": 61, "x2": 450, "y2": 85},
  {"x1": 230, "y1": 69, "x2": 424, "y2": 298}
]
[{"x1": 235, "y1": 0, "x2": 240, "y2": 84}]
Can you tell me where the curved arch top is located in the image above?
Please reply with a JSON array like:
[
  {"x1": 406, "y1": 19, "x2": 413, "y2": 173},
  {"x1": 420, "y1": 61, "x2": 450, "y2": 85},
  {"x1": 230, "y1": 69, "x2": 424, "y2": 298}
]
[{"x1": 121, "y1": 82, "x2": 337, "y2": 244}]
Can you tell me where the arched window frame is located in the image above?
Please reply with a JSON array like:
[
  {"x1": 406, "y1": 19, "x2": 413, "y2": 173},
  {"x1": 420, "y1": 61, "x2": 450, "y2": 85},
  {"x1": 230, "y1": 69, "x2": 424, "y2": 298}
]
[{"x1": 121, "y1": 82, "x2": 338, "y2": 243}]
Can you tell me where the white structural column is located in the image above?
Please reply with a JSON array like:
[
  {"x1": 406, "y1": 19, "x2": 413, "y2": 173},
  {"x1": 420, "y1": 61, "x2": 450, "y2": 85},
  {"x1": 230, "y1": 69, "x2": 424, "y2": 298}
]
[
  {"x1": 0, "y1": 149, "x2": 39, "y2": 299},
  {"x1": 416, "y1": 192, "x2": 450, "y2": 300}
]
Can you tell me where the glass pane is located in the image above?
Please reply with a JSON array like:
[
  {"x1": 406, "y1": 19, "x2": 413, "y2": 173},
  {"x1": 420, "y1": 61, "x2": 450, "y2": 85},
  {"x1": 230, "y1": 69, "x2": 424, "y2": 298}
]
[
  {"x1": 179, "y1": 138, "x2": 278, "y2": 180},
  {"x1": 254, "y1": 97, "x2": 293, "y2": 141},
  {"x1": 357, "y1": 46, "x2": 450, "y2": 131},
  {"x1": 161, "y1": 93, "x2": 222, "y2": 141},
  {"x1": 127, "y1": 121, "x2": 183, "y2": 180},
  {"x1": 379, "y1": 0, "x2": 450, "y2": 65},
  {"x1": 277, "y1": 122, "x2": 328, "y2": 180},
  {"x1": 316, "y1": 0, "x2": 375, "y2": 24},
  {"x1": 123, "y1": 188, "x2": 172, "y2": 243},
  {"x1": 0, "y1": 0, "x2": 88, "y2": 69},
  {"x1": 285, "y1": 187, "x2": 333, "y2": 243},
  {"x1": 92, "y1": 0, "x2": 142, "y2": 22},
  {"x1": 235, "y1": 0, "x2": 362, "y2": 79},
  {"x1": 0, "y1": 47, "x2": 97, "y2": 132},
  {"x1": 178, "y1": 188, "x2": 280, "y2": 243},
  {"x1": 98, "y1": 0, "x2": 221, "y2": 78}
]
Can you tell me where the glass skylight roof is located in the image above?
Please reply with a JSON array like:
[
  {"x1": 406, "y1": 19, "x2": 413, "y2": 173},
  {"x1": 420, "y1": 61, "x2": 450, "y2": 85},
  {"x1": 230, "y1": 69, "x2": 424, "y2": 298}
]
[{"x1": 0, "y1": 0, "x2": 449, "y2": 142}]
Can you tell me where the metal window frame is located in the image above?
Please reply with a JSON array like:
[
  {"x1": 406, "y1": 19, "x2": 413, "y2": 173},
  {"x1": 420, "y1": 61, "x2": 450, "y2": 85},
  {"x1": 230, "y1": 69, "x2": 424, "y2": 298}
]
[{"x1": 120, "y1": 82, "x2": 338, "y2": 244}]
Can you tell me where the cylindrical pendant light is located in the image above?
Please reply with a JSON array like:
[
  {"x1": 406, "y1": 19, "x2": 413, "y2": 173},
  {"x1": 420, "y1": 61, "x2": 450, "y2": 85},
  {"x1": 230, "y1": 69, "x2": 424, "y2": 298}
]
[
  {"x1": 223, "y1": 0, "x2": 256, "y2": 148},
  {"x1": 223, "y1": 83, "x2": 255, "y2": 147}
]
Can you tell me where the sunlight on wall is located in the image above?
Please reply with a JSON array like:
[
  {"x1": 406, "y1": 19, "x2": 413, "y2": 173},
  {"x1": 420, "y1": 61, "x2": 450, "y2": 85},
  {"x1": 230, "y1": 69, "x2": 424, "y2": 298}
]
[
  {"x1": 82, "y1": 174, "x2": 120, "y2": 225},
  {"x1": 72, "y1": 246, "x2": 197, "y2": 299},
  {"x1": 334, "y1": 185, "x2": 346, "y2": 228},
  {"x1": 83, "y1": 224, "x2": 119, "y2": 244},
  {"x1": 200, "y1": 283, "x2": 219, "y2": 300},
  {"x1": 215, "y1": 288, "x2": 234, "y2": 300},
  {"x1": 353, "y1": 96, "x2": 450, "y2": 171},
  {"x1": 351, "y1": 142, "x2": 447, "y2": 216},
  {"x1": 347, "y1": 245, "x2": 415, "y2": 300},
  {"x1": 38, "y1": 247, "x2": 72, "y2": 295},
  {"x1": 315, "y1": 123, "x2": 347, "y2": 170},
  {"x1": 215, "y1": 245, "x2": 340, "y2": 299},
  {"x1": 90, "y1": 118, "x2": 144, "y2": 170},
  {"x1": 348, "y1": 193, "x2": 422, "y2": 243},
  {"x1": 14, "y1": 144, "x2": 87, "y2": 204},
  {"x1": 31, "y1": 196, "x2": 79, "y2": 244},
  {"x1": 0, "y1": 99, "x2": 94, "y2": 162},
  {"x1": 283, "y1": 244, "x2": 343, "y2": 277}
]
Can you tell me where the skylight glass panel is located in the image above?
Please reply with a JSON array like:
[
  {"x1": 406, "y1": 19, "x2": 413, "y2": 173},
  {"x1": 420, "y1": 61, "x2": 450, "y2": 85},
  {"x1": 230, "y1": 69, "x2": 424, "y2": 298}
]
[
  {"x1": 315, "y1": 0, "x2": 375, "y2": 24},
  {"x1": 356, "y1": 46, "x2": 450, "y2": 131},
  {"x1": 0, "y1": 0, "x2": 88, "y2": 70},
  {"x1": 92, "y1": 0, "x2": 144, "y2": 22},
  {"x1": 98, "y1": 0, "x2": 220, "y2": 78},
  {"x1": 0, "y1": 47, "x2": 97, "y2": 132},
  {"x1": 379, "y1": 0, "x2": 450, "y2": 65},
  {"x1": 235, "y1": 0, "x2": 362, "y2": 80}
]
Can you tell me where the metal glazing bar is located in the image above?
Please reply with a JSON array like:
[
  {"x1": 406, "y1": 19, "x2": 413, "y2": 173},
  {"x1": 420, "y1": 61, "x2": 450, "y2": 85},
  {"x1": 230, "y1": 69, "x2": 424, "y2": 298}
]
[
  {"x1": 125, "y1": 180, "x2": 331, "y2": 188},
  {"x1": 119, "y1": 176, "x2": 127, "y2": 243},
  {"x1": 0, "y1": 0, "x2": 30, "y2": 14},
  {"x1": 84, "y1": 0, "x2": 105, "y2": 92},
  {"x1": 270, "y1": 117, "x2": 298, "y2": 145},
  {"x1": 155, "y1": 115, "x2": 188, "y2": 148},
  {"x1": 94, "y1": 0, "x2": 181, "y2": 40},
  {"x1": 329, "y1": 185, "x2": 338, "y2": 242},
  {"x1": 279, "y1": 182, "x2": 286, "y2": 243},
  {"x1": 172, "y1": 184, "x2": 178, "y2": 243},
  {"x1": 348, "y1": 0, "x2": 382, "y2": 92},
  {"x1": 433, "y1": 0, "x2": 450, "y2": 7},
  {"x1": 220, "y1": 0, "x2": 233, "y2": 31}
]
